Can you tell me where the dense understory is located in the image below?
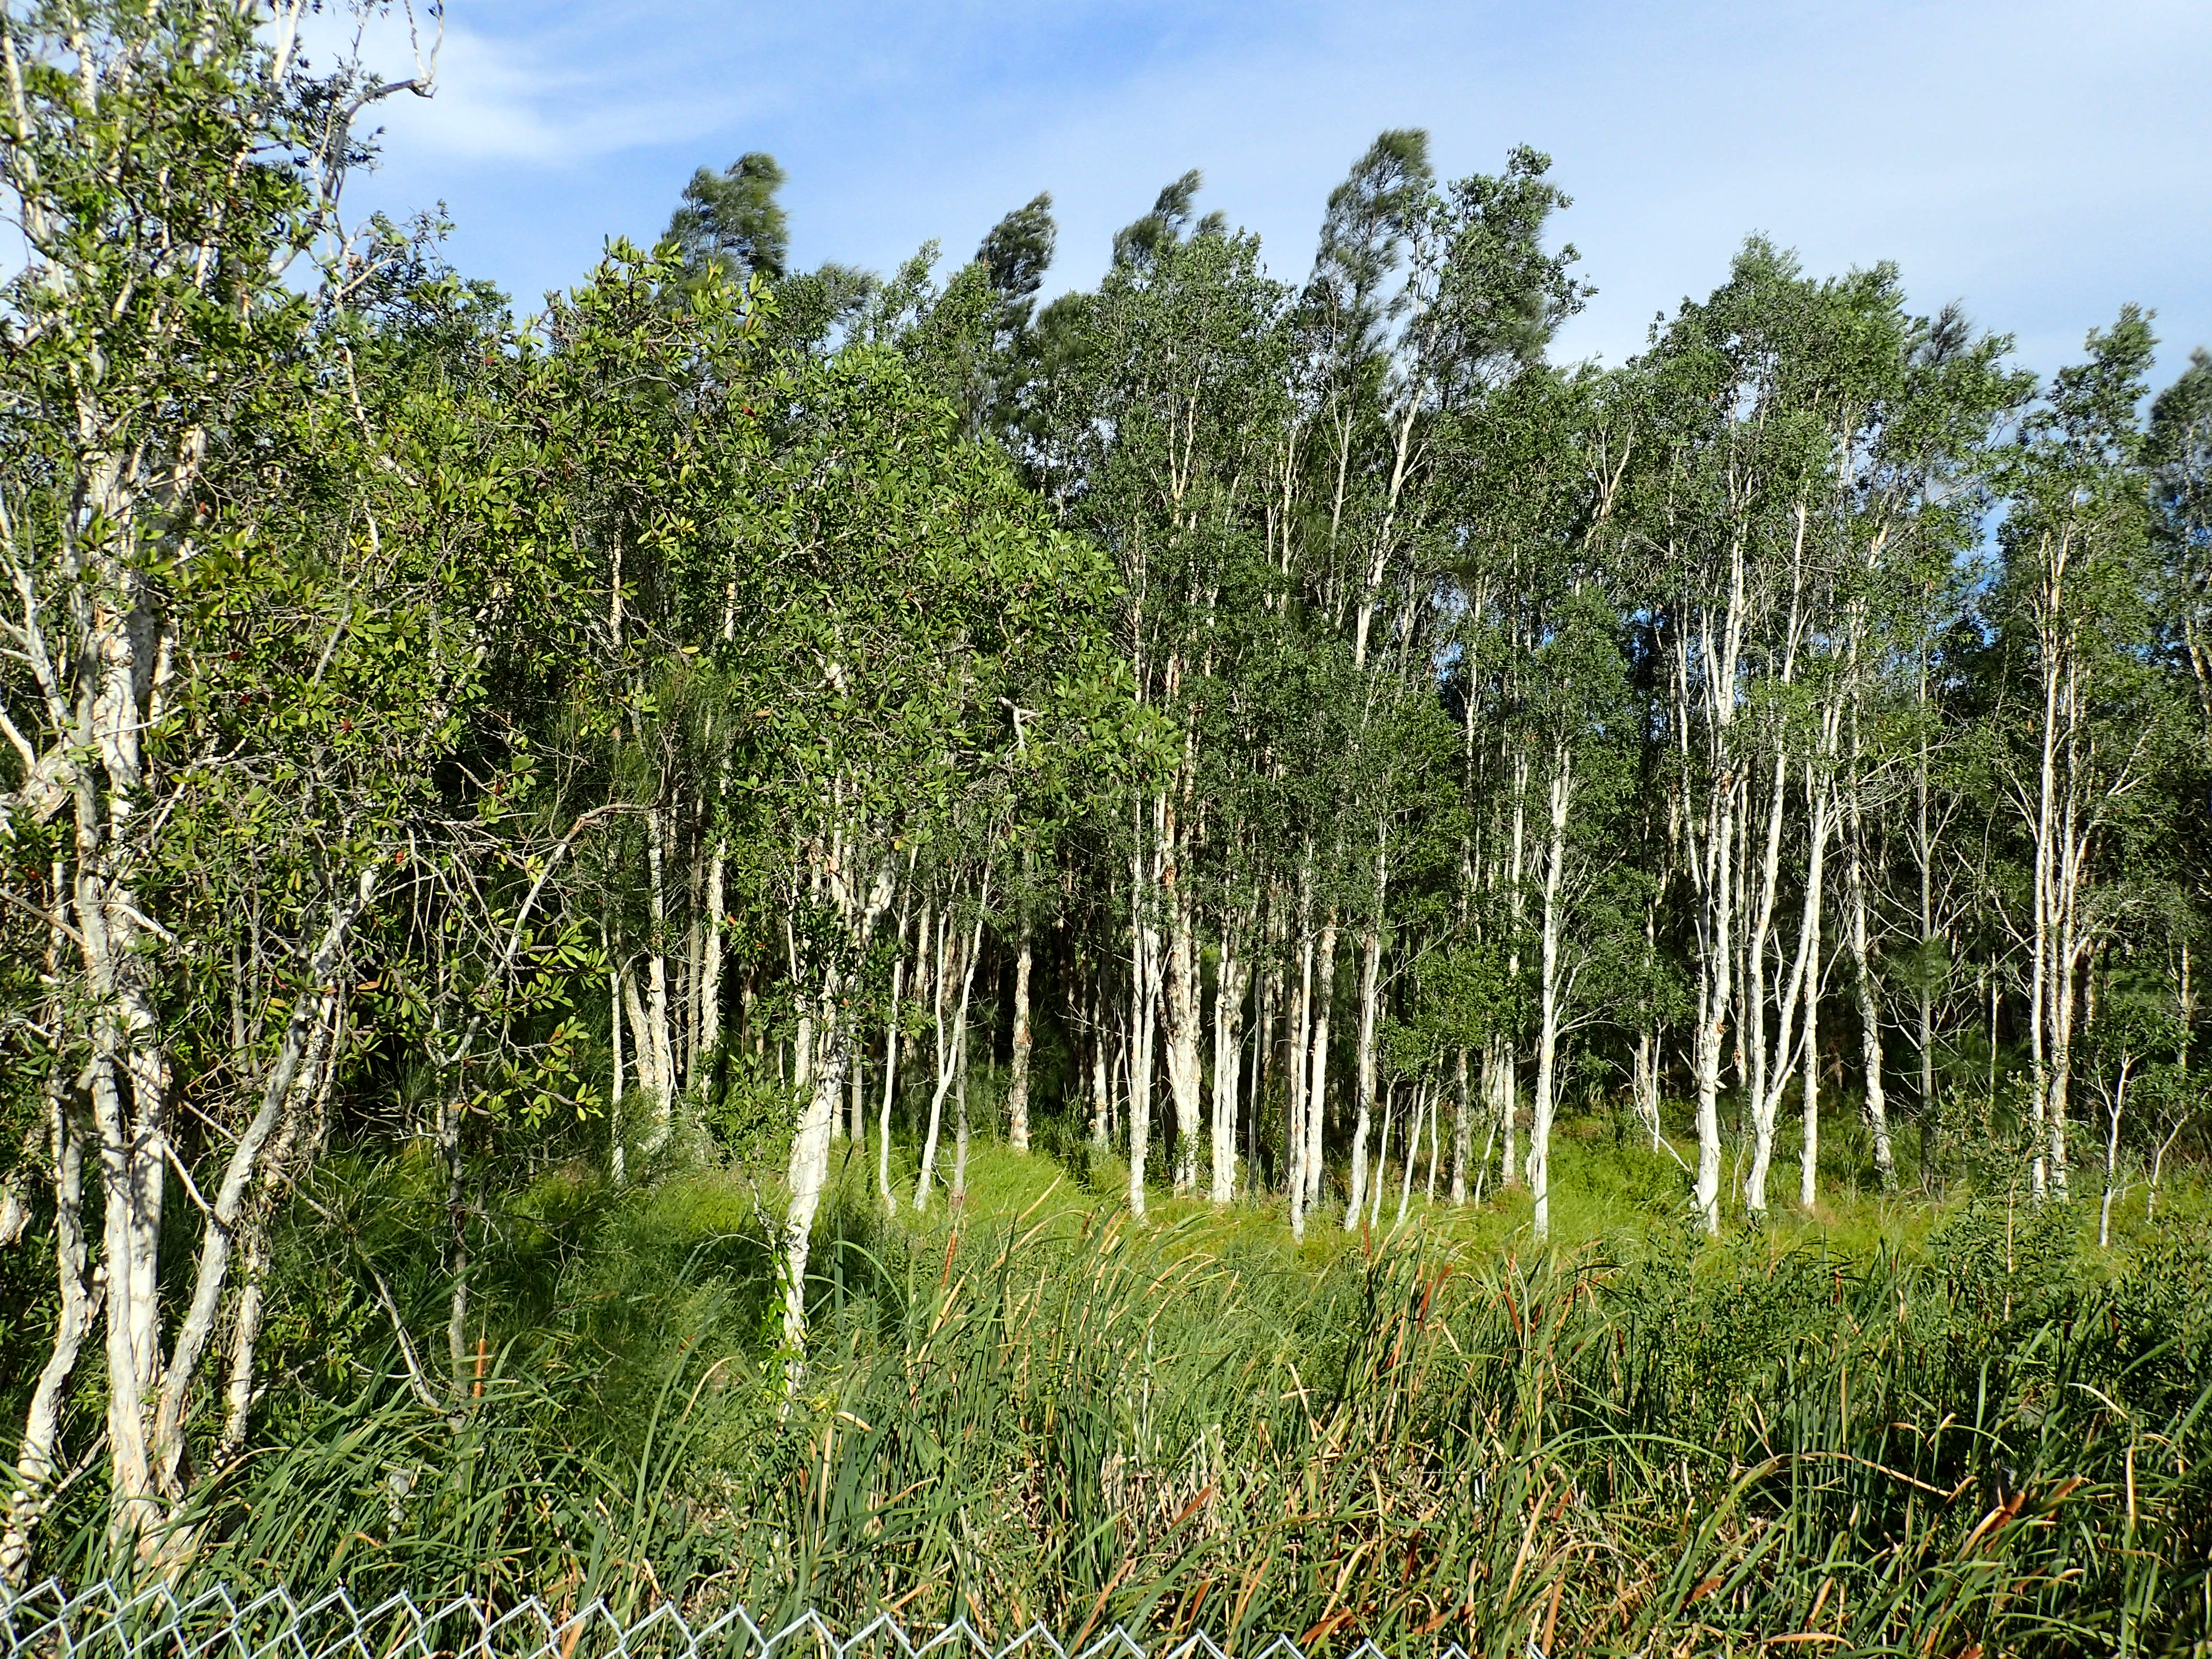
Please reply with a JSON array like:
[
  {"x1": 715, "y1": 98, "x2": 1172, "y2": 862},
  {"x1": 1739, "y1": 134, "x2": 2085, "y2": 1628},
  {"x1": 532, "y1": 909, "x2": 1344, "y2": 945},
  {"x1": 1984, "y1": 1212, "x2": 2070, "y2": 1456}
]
[{"x1": 14, "y1": 1122, "x2": 2206, "y2": 1658}]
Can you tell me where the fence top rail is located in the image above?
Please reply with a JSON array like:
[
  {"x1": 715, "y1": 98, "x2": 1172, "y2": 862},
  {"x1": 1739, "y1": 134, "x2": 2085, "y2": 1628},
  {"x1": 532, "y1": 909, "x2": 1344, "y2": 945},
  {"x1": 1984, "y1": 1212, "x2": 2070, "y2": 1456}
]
[{"x1": 0, "y1": 1583, "x2": 1458, "y2": 1659}]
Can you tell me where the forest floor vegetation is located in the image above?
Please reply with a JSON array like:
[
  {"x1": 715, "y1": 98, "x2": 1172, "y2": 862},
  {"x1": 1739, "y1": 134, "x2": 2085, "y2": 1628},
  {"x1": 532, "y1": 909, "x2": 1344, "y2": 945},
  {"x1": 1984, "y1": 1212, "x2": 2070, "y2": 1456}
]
[{"x1": 21, "y1": 1112, "x2": 2207, "y2": 1658}]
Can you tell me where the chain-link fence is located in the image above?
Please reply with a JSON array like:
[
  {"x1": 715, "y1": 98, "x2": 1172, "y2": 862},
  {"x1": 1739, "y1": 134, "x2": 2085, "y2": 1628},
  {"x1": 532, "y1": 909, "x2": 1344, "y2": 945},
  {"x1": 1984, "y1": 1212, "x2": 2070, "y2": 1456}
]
[{"x1": 0, "y1": 1583, "x2": 1453, "y2": 1659}]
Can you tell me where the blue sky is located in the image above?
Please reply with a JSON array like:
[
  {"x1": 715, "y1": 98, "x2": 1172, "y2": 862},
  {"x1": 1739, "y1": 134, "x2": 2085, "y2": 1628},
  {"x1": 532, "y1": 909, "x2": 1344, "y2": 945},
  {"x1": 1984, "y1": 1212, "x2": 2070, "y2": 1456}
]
[{"x1": 335, "y1": 0, "x2": 2211, "y2": 386}]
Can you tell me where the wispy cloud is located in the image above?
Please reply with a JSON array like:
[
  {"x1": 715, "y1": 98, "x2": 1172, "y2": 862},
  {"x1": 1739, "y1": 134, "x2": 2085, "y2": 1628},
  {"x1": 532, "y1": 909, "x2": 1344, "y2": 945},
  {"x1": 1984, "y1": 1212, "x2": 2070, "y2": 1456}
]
[{"x1": 331, "y1": 13, "x2": 742, "y2": 168}]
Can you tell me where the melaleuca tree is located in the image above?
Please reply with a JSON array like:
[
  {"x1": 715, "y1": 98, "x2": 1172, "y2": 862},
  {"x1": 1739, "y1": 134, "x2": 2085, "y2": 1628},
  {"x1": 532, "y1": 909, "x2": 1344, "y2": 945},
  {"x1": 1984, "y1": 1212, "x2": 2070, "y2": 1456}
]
[
  {"x1": 2152, "y1": 349, "x2": 2212, "y2": 730},
  {"x1": 2146, "y1": 346, "x2": 2212, "y2": 1154},
  {"x1": 1627, "y1": 244, "x2": 1840, "y2": 1233},
  {"x1": 0, "y1": 0, "x2": 536, "y2": 1571},
  {"x1": 1815, "y1": 286, "x2": 2024, "y2": 1204},
  {"x1": 1294, "y1": 136, "x2": 1587, "y2": 1233},
  {"x1": 1029, "y1": 180, "x2": 1294, "y2": 1216},
  {"x1": 1984, "y1": 310, "x2": 2183, "y2": 1200},
  {"x1": 716, "y1": 343, "x2": 1120, "y2": 1357}
]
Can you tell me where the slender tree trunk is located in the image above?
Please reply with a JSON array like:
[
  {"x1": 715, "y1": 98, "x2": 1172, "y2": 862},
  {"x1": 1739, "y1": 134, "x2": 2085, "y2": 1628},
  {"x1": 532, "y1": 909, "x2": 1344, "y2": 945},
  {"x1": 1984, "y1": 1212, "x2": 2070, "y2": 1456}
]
[
  {"x1": 1088, "y1": 969, "x2": 1110, "y2": 1147},
  {"x1": 2048, "y1": 924, "x2": 2079, "y2": 1198},
  {"x1": 1007, "y1": 921, "x2": 1033, "y2": 1154},
  {"x1": 1163, "y1": 874, "x2": 1203, "y2": 1197},
  {"x1": 1306, "y1": 908, "x2": 1338, "y2": 1214},
  {"x1": 1489, "y1": 1038, "x2": 1516, "y2": 1196},
  {"x1": 1845, "y1": 796, "x2": 1895, "y2": 1190},
  {"x1": 1451, "y1": 1049, "x2": 1471, "y2": 1205},
  {"x1": 440, "y1": 1083, "x2": 472, "y2": 1412},
  {"x1": 1130, "y1": 891, "x2": 1160, "y2": 1222},
  {"x1": 1426, "y1": 1078, "x2": 1442, "y2": 1202},
  {"x1": 1251, "y1": 961, "x2": 1277, "y2": 1186},
  {"x1": 916, "y1": 906, "x2": 951, "y2": 1206},
  {"x1": 610, "y1": 965, "x2": 627, "y2": 1184},
  {"x1": 1634, "y1": 890, "x2": 1665, "y2": 1151},
  {"x1": 699, "y1": 837, "x2": 727, "y2": 1065},
  {"x1": 1396, "y1": 1083, "x2": 1424, "y2": 1229},
  {"x1": 1368, "y1": 1087, "x2": 1394, "y2": 1231},
  {"x1": 1632, "y1": 1032, "x2": 1662, "y2": 1152},
  {"x1": 1801, "y1": 906, "x2": 1822, "y2": 1211},
  {"x1": 782, "y1": 978, "x2": 847, "y2": 1365},
  {"x1": 2027, "y1": 574, "x2": 2066, "y2": 1200},
  {"x1": 1344, "y1": 861, "x2": 1386, "y2": 1229},
  {"x1": 1288, "y1": 854, "x2": 1315, "y2": 1236},
  {"x1": 951, "y1": 1022, "x2": 971, "y2": 1208},
  {"x1": 916, "y1": 881, "x2": 991, "y2": 1211},
  {"x1": 1745, "y1": 768, "x2": 1830, "y2": 1220},
  {"x1": 2098, "y1": 1062, "x2": 2130, "y2": 1247},
  {"x1": 784, "y1": 849, "x2": 896, "y2": 1370},
  {"x1": 1502, "y1": 750, "x2": 1528, "y2": 1191},
  {"x1": 1528, "y1": 752, "x2": 1572, "y2": 1242},
  {"x1": 1473, "y1": 1069, "x2": 1501, "y2": 1206},
  {"x1": 645, "y1": 806, "x2": 675, "y2": 1141},
  {"x1": 1690, "y1": 768, "x2": 1739, "y2": 1235},
  {"x1": 155, "y1": 971, "x2": 351, "y2": 1491},
  {"x1": 218, "y1": 992, "x2": 341, "y2": 1468},
  {"x1": 622, "y1": 964, "x2": 661, "y2": 1106},
  {"x1": 2, "y1": 1080, "x2": 95, "y2": 1586},
  {"x1": 1210, "y1": 930, "x2": 1247, "y2": 1203},
  {"x1": 878, "y1": 953, "x2": 905, "y2": 1205}
]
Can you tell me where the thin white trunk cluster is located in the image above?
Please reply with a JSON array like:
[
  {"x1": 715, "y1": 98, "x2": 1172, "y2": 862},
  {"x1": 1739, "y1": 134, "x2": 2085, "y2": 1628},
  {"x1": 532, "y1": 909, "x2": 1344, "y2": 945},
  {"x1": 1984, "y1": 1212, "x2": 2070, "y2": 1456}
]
[{"x1": 0, "y1": 9, "x2": 425, "y2": 1562}]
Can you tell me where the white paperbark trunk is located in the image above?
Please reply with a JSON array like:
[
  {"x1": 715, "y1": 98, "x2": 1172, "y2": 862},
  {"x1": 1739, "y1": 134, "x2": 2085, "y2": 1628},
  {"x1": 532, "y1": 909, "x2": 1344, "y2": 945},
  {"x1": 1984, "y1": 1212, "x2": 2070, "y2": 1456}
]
[
  {"x1": 1451, "y1": 1049, "x2": 1471, "y2": 1205},
  {"x1": 1845, "y1": 805, "x2": 1895, "y2": 1190},
  {"x1": 1367, "y1": 1088, "x2": 1394, "y2": 1231},
  {"x1": 1632, "y1": 1033, "x2": 1662, "y2": 1152},
  {"x1": 1007, "y1": 923, "x2": 1033, "y2": 1153},
  {"x1": 1502, "y1": 751, "x2": 1528, "y2": 1192},
  {"x1": 1690, "y1": 769, "x2": 1737, "y2": 1236},
  {"x1": 782, "y1": 978, "x2": 848, "y2": 1360},
  {"x1": 2098, "y1": 1063, "x2": 2131, "y2": 1247},
  {"x1": 1287, "y1": 861, "x2": 1314, "y2": 1236},
  {"x1": 645, "y1": 807, "x2": 675, "y2": 1141},
  {"x1": 1396, "y1": 1084, "x2": 1425, "y2": 1229},
  {"x1": 1088, "y1": 972, "x2": 1111, "y2": 1148},
  {"x1": 1163, "y1": 883, "x2": 1203, "y2": 1196},
  {"x1": 951, "y1": 1022, "x2": 972, "y2": 1208},
  {"x1": 610, "y1": 965, "x2": 627, "y2": 1184},
  {"x1": 621, "y1": 964, "x2": 662, "y2": 1105},
  {"x1": 1343, "y1": 908, "x2": 1384, "y2": 1230},
  {"x1": 2, "y1": 1083, "x2": 95, "y2": 1586},
  {"x1": 878, "y1": 954, "x2": 905, "y2": 1204},
  {"x1": 1744, "y1": 770, "x2": 1829, "y2": 1219},
  {"x1": 1800, "y1": 910, "x2": 1822, "y2": 1211},
  {"x1": 784, "y1": 843, "x2": 896, "y2": 1367},
  {"x1": 1529, "y1": 754, "x2": 1571, "y2": 1242},
  {"x1": 1129, "y1": 915, "x2": 1159, "y2": 1221},
  {"x1": 699, "y1": 839, "x2": 726, "y2": 1063},
  {"x1": 1210, "y1": 935, "x2": 1247, "y2": 1203},
  {"x1": 1306, "y1": 910, "x2": 1337, "y2": 1213},
  {"x1": 916, "y1": 889, "x2": 990, "y2": 1210}
]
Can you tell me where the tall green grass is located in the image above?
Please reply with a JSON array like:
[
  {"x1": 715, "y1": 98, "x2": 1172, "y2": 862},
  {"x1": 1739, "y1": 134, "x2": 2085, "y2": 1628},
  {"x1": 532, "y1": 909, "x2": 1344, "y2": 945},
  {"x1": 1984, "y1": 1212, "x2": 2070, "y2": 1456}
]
[{"x1": 61, "y1": 1141, "x2": 2209, "y2": 1657}]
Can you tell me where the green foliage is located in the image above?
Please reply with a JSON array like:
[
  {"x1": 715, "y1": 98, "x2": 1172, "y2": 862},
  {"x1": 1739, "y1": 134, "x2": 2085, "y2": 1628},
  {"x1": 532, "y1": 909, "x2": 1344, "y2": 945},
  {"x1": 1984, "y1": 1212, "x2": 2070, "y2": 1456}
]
[{"x1": 668, "y1": 153, "x2": 791, "y2": 282}]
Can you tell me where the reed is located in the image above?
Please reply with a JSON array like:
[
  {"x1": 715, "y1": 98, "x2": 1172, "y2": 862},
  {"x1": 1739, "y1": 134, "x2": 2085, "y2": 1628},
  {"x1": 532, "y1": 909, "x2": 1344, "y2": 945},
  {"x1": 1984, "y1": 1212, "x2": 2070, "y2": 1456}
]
[{"x1": 45, "y1": 1149, "x2": 2212, "y2": 1656}]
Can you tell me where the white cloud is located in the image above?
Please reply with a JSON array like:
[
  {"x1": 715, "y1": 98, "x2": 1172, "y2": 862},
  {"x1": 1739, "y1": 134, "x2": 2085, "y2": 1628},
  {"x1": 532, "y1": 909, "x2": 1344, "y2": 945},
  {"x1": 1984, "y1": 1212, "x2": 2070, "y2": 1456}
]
[{"x1": 340, "y1": 19, "x2": 734, "y2": 168}]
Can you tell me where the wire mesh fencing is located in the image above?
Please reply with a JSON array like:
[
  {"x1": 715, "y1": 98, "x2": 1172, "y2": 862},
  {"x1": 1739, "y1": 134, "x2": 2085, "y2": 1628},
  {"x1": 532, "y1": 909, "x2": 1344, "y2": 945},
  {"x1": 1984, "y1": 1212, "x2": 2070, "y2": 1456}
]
[{"x1": 0, "y1": 1582, "x2": 1459, "y2": 1659}]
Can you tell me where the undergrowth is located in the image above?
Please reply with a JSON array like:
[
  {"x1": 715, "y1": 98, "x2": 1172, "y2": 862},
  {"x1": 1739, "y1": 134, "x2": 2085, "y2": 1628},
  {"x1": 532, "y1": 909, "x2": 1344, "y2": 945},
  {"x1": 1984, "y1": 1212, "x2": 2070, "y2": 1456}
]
[{"x1": 21, "y1": 1132, "x2": 2212, "y2": 1655}]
